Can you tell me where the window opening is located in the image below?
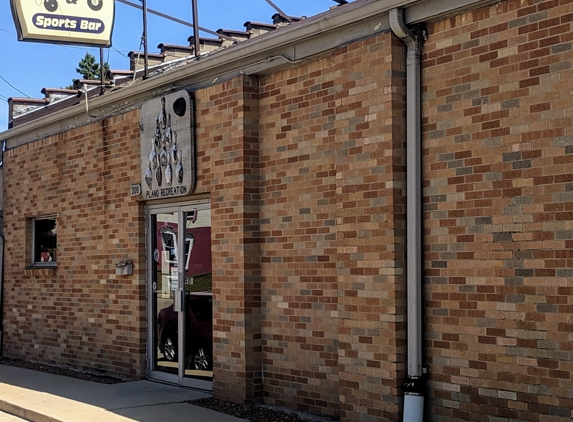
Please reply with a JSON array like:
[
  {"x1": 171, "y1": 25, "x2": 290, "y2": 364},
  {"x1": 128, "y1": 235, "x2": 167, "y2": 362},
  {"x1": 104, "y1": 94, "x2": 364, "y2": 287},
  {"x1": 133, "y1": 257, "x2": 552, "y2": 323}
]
[{"x1": 33, "y1": 217, "x2": 57, "y2": 265}]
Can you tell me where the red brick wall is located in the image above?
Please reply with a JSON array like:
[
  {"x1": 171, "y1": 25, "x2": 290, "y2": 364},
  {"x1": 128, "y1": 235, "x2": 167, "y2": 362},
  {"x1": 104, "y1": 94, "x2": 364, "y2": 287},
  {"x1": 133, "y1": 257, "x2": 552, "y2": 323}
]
[
  {"x1": 3, "y1": 111, "x2": 146, "y2": 377},
  {"x1": 423, "y1": 1, "x2": 573, "y2": 420}
]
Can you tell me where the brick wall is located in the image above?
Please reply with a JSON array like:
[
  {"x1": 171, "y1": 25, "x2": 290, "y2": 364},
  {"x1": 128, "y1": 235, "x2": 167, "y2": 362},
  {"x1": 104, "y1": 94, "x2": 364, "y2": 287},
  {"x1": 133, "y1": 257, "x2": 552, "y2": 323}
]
[
  {"x1": 3, "y1": 1, "x2": 572, "y2": 420},
  {"x1": 195, "y1": 77, "x2": 262, "y2": 402},
  {"x1": 194, "y1": 76, "x2": 264, "y2": 403},
  {"x1": 3, "y1": 111, "x2": 146, "y2": 377},
  {"x1": 423, "y1": 0, "x2": 573, "y2": 420},
  {"x1": 257, "y1": 54, "x2": 342, "y2": 417},
  {"x1": 257, "y1": 31, "x2": 407, "y2": 420},
  {"x1": 194, "y1": 31, "x2": 408, "y2": 420},
  {"x1": 332, "y1": 34, "x2": 407, "y2": 421}
]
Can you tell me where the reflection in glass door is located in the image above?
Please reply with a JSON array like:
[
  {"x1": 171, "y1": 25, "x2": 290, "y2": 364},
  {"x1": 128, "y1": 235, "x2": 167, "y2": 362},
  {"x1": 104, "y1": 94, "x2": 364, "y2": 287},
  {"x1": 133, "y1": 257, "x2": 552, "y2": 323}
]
[{"x1": 148, "y1": 202, "x2": 212, "y2": 389}]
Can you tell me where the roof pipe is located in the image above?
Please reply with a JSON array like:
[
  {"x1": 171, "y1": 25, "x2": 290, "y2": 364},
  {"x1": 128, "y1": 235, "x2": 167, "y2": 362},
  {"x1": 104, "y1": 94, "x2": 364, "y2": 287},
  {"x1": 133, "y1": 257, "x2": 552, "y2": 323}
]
[{"x1": 389, "y1": 8, "x2": 427, "y2": 422}]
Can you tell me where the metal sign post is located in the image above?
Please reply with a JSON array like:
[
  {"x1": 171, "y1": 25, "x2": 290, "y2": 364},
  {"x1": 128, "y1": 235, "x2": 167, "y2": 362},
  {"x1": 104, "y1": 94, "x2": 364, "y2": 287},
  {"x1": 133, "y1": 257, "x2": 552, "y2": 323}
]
[
  {"x1": 100, "y1": 47, "x2": 105, "y2": 94},
  {"x1": 143, "y1": 0, "x2": 149, "y2": 79},
  {"x1": 191, "y1": 0, "x2": 200, "y2": 58}
]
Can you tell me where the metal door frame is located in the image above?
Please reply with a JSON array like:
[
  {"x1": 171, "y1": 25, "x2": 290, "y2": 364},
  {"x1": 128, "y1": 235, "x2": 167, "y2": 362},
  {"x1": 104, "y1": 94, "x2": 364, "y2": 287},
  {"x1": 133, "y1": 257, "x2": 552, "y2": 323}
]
[{"x1": 146, "y1": 199, "x2": 211, "y2": 390}]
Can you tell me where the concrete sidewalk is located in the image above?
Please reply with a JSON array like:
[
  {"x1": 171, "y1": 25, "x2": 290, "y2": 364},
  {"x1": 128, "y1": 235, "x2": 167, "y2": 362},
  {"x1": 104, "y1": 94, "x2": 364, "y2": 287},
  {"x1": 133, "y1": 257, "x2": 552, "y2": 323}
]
[{"x1": 0, "y1": 365, "x2": 245, "y2": 422}]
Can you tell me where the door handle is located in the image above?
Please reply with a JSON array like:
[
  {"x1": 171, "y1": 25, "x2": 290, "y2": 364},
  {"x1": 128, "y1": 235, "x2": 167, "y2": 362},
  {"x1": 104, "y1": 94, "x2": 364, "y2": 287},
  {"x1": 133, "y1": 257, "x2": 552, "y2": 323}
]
[
  {"x1": 173, "y1": 272, "x2": 184, "y2": 312},
  {"x1": 174, "y1": 289, "x2": 182, "y2": 312}
]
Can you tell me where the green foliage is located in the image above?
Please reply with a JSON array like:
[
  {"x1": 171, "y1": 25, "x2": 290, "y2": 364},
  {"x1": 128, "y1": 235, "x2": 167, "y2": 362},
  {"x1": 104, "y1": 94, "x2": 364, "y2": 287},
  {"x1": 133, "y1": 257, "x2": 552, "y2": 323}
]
[
  {"x1": 76, "y1": 52, "x2": 109, "y2": 80},
  {"x1": 62, "y1": 53, "x2": 110, "y2": 89}
]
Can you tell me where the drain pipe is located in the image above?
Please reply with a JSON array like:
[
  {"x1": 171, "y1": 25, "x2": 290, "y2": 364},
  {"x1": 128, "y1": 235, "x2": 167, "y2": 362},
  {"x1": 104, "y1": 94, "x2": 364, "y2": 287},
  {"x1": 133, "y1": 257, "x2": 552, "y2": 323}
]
[
  {"x1": 389, "y1": 8, "x2": 427, "y2": 422},
  {"x1": 0, "y1": 234, "x2": 4, "y2": 356}
]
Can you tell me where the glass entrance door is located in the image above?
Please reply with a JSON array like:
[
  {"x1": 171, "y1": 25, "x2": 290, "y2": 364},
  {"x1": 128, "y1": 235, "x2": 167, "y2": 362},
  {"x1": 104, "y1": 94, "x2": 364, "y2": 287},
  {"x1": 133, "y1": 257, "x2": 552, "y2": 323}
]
[{"x1": 147, "y1": 202, "x2": 212, "y2": 390}]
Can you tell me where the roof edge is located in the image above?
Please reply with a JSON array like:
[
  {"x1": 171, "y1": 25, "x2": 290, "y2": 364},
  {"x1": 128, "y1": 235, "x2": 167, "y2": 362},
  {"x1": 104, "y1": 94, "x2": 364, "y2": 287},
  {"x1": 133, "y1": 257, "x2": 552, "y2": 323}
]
[{"x1": 2, "y1": 0, "x2": 498, "y2": 147}]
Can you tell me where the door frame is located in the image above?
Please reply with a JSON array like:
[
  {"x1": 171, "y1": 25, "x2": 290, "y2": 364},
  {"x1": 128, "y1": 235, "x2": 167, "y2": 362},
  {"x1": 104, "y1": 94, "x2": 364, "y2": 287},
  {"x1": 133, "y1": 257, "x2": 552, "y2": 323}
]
[{"x1": 146, "y1": 199, "x2": 212, "y2": 390}]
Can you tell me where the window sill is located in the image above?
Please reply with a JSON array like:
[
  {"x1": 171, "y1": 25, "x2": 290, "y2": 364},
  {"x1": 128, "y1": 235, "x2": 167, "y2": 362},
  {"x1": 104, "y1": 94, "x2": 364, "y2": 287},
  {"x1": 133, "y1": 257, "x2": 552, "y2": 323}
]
[{"x1": 25, "y1": 266, "x2": 57, "y2": 276}]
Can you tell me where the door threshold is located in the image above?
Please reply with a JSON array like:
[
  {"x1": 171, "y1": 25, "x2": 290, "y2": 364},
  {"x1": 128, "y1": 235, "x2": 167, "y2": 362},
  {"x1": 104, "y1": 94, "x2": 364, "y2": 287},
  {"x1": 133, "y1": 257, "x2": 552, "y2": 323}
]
[{"x1": 147, "y1": 372, "x2": 213, "y2": 392}]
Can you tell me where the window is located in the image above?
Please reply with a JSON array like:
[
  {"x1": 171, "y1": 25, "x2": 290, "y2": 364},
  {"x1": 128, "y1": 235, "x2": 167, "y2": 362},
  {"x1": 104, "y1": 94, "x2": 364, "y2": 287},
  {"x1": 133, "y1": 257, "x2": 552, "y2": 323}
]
[{"x1": 33, "y1": 216, "x2": 57, "y2": 265}]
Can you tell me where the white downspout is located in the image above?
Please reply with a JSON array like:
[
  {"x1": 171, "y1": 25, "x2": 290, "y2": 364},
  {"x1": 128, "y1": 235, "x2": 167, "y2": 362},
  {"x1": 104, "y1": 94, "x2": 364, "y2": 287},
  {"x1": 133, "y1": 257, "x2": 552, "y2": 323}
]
[
  {"x1": 0, "y1": 235, "x2": 4, "y2": 355},
  {"x1": 389, "y1": 8, "x2": 427, "y2": 422}
]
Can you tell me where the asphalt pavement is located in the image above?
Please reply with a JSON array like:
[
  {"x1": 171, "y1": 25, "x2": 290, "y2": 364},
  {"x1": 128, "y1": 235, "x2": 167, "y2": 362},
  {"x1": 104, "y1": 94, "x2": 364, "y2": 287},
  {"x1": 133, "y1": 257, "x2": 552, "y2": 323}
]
[{"x1": 0, "y1": 365, "x2": 245, "y2": 422}]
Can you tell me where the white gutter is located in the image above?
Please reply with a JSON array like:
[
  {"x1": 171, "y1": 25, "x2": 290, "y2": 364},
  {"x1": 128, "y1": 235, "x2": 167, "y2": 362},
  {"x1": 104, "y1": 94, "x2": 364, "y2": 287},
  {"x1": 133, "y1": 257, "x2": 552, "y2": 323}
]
[{"x1": 390, "y1": 7, "x2": 426, "y2": 422}]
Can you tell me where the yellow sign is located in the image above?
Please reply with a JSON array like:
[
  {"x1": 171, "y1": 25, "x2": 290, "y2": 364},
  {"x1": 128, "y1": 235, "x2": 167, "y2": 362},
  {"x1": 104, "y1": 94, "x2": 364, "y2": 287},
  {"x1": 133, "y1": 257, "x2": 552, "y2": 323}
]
[{"x1": 10, "y1": 0, "x2": 115, "y2": 47}]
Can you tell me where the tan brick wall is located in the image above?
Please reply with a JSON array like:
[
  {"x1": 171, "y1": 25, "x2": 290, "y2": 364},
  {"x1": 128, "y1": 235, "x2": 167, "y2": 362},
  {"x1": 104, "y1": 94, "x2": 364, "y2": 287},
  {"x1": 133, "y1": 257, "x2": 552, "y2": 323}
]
[
  {"x1": 193, "y1": 31, "x2": 407, "y2": 420},
  {"x1": 333, "y1": 34, "x2": 407, "y2": 421},
  {"x1": 194, "y1": 76, "x2": 264, "y2": 403},
  {"x1": 257, "y1": 55, "x2": 342, "y2": 417},
  {"x1": 4, "y1": 1, "x2": 572, "y2": 420},
  {"x1": 257, "y1": 31, "x2": 406, "y2": 420},
  {"x1": 3, "y1": 111, "x2": 146, "y2": 378},
  {"x1": 423, "y1": 0, "x2": 573, "y2": 420},
  {"x1": 0, "y1": 27, "x2": 415, "y2": 421}
]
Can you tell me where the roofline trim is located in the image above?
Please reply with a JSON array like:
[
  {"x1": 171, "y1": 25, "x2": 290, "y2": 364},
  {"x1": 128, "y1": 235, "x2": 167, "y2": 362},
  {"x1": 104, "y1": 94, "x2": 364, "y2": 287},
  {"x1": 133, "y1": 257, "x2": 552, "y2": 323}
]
[{"x1": 2, "y1": 0, "x2": 498, "y2": 147}]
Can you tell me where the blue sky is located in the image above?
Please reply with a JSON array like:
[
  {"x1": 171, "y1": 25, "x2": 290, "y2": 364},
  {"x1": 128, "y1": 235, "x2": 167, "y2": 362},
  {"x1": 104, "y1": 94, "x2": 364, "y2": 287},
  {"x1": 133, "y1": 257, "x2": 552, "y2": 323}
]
[{"x1": 0, "y1": 0, "x2": 336, "y2": 131}]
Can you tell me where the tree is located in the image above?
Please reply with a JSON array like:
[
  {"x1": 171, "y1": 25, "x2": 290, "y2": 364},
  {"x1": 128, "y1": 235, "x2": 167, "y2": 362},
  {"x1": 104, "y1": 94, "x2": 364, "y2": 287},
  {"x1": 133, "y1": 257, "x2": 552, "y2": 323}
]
[
  {"x1": 64, "y1": 53, "x2": 110, "y2": 89},
  {"x1": 76, "y1": 52, "x2": 109, "y2": 80}
]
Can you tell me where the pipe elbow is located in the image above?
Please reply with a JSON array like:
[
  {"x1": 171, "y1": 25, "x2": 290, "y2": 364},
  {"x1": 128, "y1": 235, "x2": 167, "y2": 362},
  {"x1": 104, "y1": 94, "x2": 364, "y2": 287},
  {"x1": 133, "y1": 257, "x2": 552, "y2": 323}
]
[
  {"x1": 389, "y1": 8, "x2": 427, "y2": 52},
  {"x1": 389, "y1": 8, "x2": 411, "y2": 40}
]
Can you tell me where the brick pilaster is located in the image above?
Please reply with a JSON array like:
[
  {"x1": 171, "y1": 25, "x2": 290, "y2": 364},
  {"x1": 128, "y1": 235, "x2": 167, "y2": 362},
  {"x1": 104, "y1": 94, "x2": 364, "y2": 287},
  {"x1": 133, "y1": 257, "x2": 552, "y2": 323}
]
[
  {"x1": 198, "y1": 76, "x2": 263, "y2": 402},
  {"x1": 334, "y1": 33, "x2": 408, "y2": 422}
]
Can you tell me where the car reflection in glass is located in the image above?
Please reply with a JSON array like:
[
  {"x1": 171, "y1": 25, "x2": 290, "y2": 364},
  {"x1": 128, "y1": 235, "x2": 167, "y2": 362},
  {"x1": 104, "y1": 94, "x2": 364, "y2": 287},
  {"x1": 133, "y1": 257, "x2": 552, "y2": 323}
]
[{"x1": 157, "y1": 292, "x2": 213, "y2": 371}]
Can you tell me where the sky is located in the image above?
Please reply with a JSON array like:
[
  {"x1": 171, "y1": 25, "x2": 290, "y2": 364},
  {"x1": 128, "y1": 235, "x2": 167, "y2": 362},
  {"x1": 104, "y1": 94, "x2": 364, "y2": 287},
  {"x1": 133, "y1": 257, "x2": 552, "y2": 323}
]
[{"x1": 0, "y1": 0, "x2": 337, "y2": 131}]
